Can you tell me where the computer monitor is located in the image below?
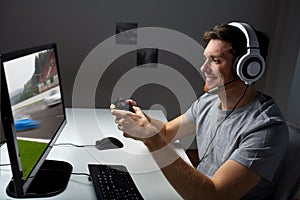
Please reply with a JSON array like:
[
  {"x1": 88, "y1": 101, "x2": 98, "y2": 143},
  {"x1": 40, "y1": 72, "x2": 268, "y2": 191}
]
[
  {"x1": 0, "y1": 118, "x2": 5, "y2": 147},
  {"x1": 0, "y1": 74, "x2": 5, "y2": 147},
  {"x1": 1, "y1": 43, "x2": 72, "y2": 198}
]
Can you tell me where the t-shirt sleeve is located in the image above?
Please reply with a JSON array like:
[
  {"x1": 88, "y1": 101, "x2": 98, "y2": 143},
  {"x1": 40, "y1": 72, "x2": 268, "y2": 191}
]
[
  {"x1": 184, "y1": 94, "x2": 217, "y2": 125},
  {"x1": 230, "y1": 122, "x2": 289, "y2": 181},
  {"x1": 184, "y1": 100, "x2": 198, "y2": 123}
]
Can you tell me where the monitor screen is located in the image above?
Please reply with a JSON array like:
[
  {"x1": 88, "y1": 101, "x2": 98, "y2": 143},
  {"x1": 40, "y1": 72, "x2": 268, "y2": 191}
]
[{"x1": 1, "y1": 43, "x2": 67, "y2": 197}]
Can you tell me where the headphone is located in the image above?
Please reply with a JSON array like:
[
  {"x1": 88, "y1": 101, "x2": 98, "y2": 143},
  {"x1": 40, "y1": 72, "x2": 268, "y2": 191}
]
[{"x1": 229, "y1": 22, "x2": 265, "y2": 85}]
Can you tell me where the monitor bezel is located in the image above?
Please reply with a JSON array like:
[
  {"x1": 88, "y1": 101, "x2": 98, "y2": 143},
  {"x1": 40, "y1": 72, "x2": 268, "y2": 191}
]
[
  {"x1": 0, "y1": 118, "x2": 6, "y2": 147},
  {"x1": 0, "y1": 72, "x2": 6, "y2": 146},
  {"x1": 1, "y1": 43, "x2": 67, "y2": 197}
]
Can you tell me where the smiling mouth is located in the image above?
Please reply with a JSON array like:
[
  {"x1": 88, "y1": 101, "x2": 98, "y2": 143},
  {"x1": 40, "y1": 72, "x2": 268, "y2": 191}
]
[{"x1": 206, "y1": 76, "x2": 217, "y2": 83}]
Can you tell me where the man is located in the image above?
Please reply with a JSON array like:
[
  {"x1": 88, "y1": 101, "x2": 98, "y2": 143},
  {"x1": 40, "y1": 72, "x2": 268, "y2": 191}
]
[{"x1": 111, "y1": 22, "x2": 288, "y2": 199}]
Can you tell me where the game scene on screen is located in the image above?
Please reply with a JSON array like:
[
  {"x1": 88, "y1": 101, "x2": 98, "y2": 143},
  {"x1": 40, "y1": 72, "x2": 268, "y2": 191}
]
[{"x1": 3, "y1": 48, "x2": 64, "y2": 179}]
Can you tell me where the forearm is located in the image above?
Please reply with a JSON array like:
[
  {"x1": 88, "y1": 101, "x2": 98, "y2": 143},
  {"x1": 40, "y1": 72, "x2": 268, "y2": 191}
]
[
  {"x1": 144, "y1": 115, "x2": 178, "y2": 143},
  {"x1": 146, "y1": 114, "x2": 196, "y2": 144},
  {"x1": 160, "y1": 155, "x2": 218, "y2": 200},
  {"x1": 147, "y1": 116, "x2": 165, "y2": 132},
  {"x1": 144, "y1": 133, "x2": 220, "y2": 200}
]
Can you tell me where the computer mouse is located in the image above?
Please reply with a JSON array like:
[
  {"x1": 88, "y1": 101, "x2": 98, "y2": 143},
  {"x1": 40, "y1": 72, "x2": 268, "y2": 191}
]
[{"x1": 95, "y1": 137, "x2": 124, "y2": 150}]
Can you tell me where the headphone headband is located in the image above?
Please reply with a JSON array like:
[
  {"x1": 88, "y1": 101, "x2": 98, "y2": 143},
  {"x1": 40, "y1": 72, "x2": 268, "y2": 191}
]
[{"x1": 229, "y1": 22, "x2": 259, "y2": 49}]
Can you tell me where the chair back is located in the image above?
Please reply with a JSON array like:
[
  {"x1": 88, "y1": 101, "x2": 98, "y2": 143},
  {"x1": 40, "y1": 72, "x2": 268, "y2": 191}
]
[{"x1": 273, "y1": 122, "x2": 300, "y2": 200}]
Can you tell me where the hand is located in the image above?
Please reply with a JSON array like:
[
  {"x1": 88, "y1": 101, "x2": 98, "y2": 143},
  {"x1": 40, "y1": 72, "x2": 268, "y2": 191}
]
[{"x1": 110, "y1": 101, "x2": 158, "y2": 141}]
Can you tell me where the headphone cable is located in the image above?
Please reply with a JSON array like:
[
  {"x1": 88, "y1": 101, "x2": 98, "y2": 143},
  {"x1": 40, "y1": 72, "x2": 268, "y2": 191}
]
[{"x1": 199, "y1": 85, "x2": 249, "y2": 163}]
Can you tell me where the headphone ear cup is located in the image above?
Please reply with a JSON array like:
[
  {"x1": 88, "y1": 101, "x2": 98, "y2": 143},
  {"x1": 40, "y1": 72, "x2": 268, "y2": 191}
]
[{"x1": 235, "y1": 53, "x2": 265, "y2": 84}]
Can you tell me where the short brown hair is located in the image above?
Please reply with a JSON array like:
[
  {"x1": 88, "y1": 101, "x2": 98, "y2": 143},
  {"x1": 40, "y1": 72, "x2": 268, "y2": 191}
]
[
  {"x1": 203, "y1": 24, "x2": 247, "y2": 59},
  {"x1": 203, "y1": 23, "x2": 269, "y2": 60}
]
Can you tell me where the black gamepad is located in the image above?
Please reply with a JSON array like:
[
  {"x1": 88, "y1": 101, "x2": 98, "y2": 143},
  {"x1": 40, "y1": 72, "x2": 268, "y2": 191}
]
[{"x1": 113, "y1": 98, "x2": 135, "y2": 113}]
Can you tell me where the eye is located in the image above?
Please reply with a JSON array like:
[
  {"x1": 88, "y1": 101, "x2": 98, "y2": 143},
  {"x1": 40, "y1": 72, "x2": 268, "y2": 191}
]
[{"x1": 212, "y1": 58, "x2": 221, "y2": 64}]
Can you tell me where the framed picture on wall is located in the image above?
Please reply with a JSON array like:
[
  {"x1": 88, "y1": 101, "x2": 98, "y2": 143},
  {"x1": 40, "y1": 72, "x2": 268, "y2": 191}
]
[
  {"x1": 136, "y1": 48, "x2": 158, "y2": 68},
  {"x1": 115, "y1": 22, "x2": 138, "y2": 45}
]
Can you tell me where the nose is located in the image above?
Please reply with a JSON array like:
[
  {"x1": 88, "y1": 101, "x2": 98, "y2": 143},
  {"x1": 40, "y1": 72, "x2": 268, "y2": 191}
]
[{"x1": 200, "y1": 59, "x2": 210, "y2": 73}]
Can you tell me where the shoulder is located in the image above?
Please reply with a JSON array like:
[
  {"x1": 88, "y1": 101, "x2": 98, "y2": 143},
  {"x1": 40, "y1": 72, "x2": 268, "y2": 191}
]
[
  {"x1": 237, "y1": 92, "x2": 287, "y2": 134},
  {"x1": 256, "y1": 92, "x2": 280, "y2": 110},
  {"x1": 192, "y1": 93, "x2": 218, "y2": 109},
  {"x1": 253, "y1": 92, "x2": 286, "y2": 123},
  {"x1": 184, "y1": 93, "x2": 218, "y2": 122},
  {"x1": 191, "y1": 93, "x2": 218, "y2": 112}
]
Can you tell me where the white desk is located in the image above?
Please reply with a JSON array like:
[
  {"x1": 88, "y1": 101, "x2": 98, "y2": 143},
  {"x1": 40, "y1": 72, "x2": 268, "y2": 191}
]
[{"x1": 1, "y1": 108, "x2": 191, "y2": 199}]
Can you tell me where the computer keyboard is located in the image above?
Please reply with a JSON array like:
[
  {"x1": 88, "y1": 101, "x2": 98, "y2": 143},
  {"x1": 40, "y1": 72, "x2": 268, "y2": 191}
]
[{"x1": 88, "y1": 164, "x2": 144, "y2": 200}]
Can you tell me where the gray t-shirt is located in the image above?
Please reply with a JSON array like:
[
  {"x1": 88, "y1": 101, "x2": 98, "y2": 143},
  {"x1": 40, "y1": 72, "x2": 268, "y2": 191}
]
[{"x1": 184, "y1": 92, "x2": 288, "y2": 199}]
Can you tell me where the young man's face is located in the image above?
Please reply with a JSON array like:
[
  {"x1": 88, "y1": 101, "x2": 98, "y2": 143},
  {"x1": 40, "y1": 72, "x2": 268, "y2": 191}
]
[{"x1": 201, "y1": 39, "x2": 236, "y2": 93}]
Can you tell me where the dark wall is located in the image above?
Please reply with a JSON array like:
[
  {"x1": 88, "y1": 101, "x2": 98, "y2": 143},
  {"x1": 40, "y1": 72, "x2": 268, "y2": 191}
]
[{"x1": 0, "y1": 0, "x2": 283, "y2": 120}]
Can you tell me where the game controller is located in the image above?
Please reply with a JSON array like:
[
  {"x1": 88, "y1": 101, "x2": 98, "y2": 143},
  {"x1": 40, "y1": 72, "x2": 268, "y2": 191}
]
[{"x1": 113, "y1": 98, "x2": 135, "y2": 113}]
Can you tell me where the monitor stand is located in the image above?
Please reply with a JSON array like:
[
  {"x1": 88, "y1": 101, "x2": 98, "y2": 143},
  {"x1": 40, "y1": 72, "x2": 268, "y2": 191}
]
[{"x1": 6, "y1": 160, "x2": 72, "y2": 198}]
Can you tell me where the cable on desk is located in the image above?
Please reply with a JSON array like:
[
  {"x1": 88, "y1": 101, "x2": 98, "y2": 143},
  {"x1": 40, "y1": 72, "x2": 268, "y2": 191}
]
[
  {"x1": 71, "y1": 172, "x2": 91, "y2": 177},
  {"x1": 0, "y1": 163, "x2": 11, "y2": 167},
  {"x1": 52, "y1": 143, "x2": 95, "y2": 148},
  {"x1": 38, "y1": 168, "x2": 91, "y2": 179},
  {"x1": 1, "y1": 164, "x2": 91, "y2": 181}
]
